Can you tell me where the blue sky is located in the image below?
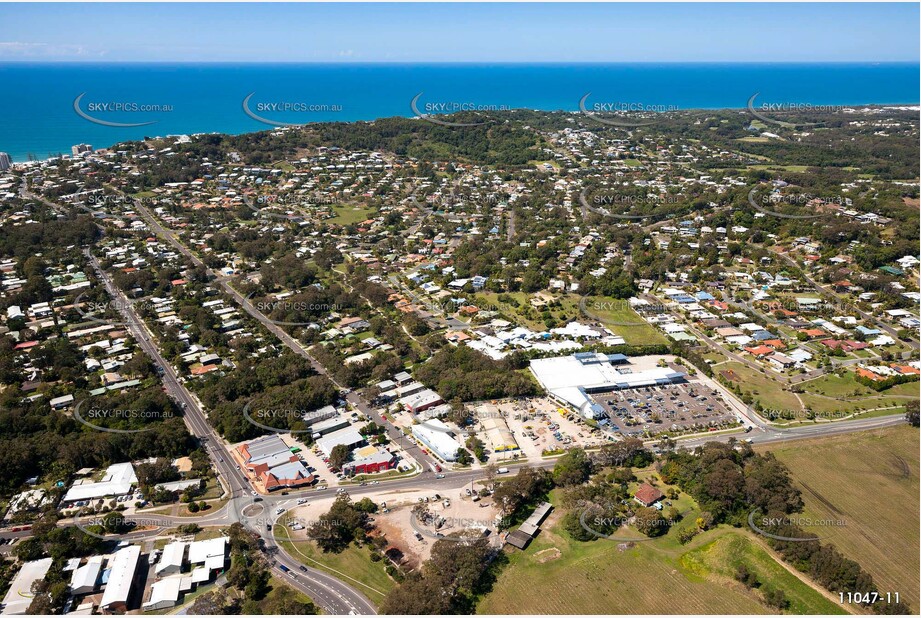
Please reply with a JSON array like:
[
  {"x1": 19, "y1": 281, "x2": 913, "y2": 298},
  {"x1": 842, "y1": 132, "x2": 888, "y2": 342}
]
[{"x1": 0, "y1": 3, "x2": 917, "y2": 63}]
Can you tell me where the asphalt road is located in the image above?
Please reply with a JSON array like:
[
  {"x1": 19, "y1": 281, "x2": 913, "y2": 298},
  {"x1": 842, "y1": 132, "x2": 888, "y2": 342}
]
[
  {"x1": 9, "y1": 188, "x2": 911, "y2": 615},
  {"x1": 771, "y1": 248, "x2": 918, "y2": 353},
  {"x1": 86, "y1": 249, "x2": 377, "y2": 615}
]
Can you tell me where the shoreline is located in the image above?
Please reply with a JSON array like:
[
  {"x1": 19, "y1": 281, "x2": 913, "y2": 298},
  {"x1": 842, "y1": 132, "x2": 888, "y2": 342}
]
[{"x1": 5, "y1": 101, "x2": 920, "y2": 166}]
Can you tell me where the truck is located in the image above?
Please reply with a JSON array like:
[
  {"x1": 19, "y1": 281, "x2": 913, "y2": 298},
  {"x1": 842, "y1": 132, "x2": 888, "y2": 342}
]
[
  {"x1": 279, "y1": 564, "x2": 290, "y2": 573},
  {"x1": 496, "y1": 467, "x2": 510, "y2": 475}
]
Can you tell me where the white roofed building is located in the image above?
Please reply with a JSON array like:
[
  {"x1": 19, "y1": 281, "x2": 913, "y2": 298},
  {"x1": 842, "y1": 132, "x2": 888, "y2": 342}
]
[
  {"x1": 188, "y1": 536, "x2": 228, "y2": 573},
  {"x1": 99, "y1": 545, "x2": 141, "y2": 613},
  {"x1": 412, "y1": 420, "x2": 461, "y2": 462},
  {"x1": 1, "y1": 558, "x2": 53, "y2": 614},
  {"x1": 155, "y1": 541, "x2": 186, "y2": 576},
  {"x1": 62, "y1": 462, "x2": 137, "y2": 503},
  {"x1": 69, "y1": 556, "x2": 104, "y2": 596},
  {"x1": 529, "y1": 353, "x2": 684, "y2": 418}
]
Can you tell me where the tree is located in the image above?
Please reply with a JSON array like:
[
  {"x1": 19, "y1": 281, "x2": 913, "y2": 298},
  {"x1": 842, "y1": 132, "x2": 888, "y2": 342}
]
[
  {"x1": 552, "y1": 448, "x2": 592, "y2": 486},
  {"x1": 263, "y1": 585, "x2": 318, "y2": 614},
  {"x1": 906, "y1": 400, "x2": 919, "y2": 427},
  {"x1": 306, "y1": 495, "x2": 369, "y2": 553},
  {"x1": 455, "y1": 449, "x2": 473, "y2": 466},
  {"x1": 595, "y1": 438, "x2": 652, "y2": 468},
  {"x1": 27, "y1": 579, "x2": 69, "y2": 615},
  {"x1": 762, "y1": 587, "x2": 788, "y2": 610},
  {"x1": 735, "y1": 564, "x2": 760, "y2": 588},
  {"x1": 634, "y1": 507, "x2": 669, "y2": 537},
  {"x1": 380, "y1": 538, "x2": 495, "y2": 614},
  {"x1": 101, "y1": 511, "x2": 130, "y2": 534},
  {"x1": 187, "y1": 589, "x2": 236, "y2": 615},
  {"x1": 491, "y1": 467, "x2": 552, "y2": 517},
  {"x1": 329, "y1": 444, "x2": 352, "y2": 470},
  {"x1": 354, "y1": 497, "x2": 379, "y2": 514},
  {"x1": 465, "y1": 436, "x2": 487, "y2": 462},
  {"x1": 696, "y1": 511, "x2": 715, "y2": 531}
]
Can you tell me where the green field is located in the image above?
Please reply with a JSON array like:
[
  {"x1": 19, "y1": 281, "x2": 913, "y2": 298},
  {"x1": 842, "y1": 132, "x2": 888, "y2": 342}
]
[
  {"x1": 478, "y1": 521, "x2": 843, "y2": 614},
  {"x1": 718, "y1": 362, "x2": 804, "y2": 412},
  {"x1": 581, "y1": 296, "x2": 669, "y2": 345},
  {"x1": 681, "y1": 533, "x2": 847, "y2": 615},
  {"x1": 478, "y1": 481, "x2": 846, "y2": 615},
  {"x1": 471, "y1": 292, "x2": 584, "y2": 331},
  {"x1": 329, "y1": 204, "x2": 376, "y2": 225},
  {"x1": 797, "y1": 372, "x2": 919, "y2": 416},
  {"x1": 762, "y1": 425, "x2": 921, "y2": 612}
]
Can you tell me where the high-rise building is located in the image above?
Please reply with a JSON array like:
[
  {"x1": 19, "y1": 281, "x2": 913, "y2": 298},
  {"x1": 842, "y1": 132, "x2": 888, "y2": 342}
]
[
  {"x1": 71, "y1": 143, "x2": 93, "y2": 156},
  {"x1": 0, "y1": 152, "x2": 11, "y2": 171}
]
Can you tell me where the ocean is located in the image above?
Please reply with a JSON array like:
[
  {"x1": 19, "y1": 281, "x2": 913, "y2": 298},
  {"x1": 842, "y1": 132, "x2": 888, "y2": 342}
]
[{"x1": 0, "y1": 62, "x2": 918, "y2": 162}]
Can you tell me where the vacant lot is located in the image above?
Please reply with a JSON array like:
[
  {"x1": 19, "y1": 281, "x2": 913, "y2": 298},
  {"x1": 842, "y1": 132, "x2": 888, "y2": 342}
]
[
  {"x1": 762, "y1": 425, "x2": 920, "y2": 611},
  {"x1": 796, "y1": 373, "x2": 918, "y2": 417},
  {"x1": 719, "y1": 362, "x2": 803, "y2": 412},
  {"x1": 581, "y1": 295, "x2": 669, "y2": 345},
  {"x1": 478, "y1": 488, "x2": 843, "y2": 615},
  {"x1": 329, "y1": 204, "x2": 376, "y2": 225}
]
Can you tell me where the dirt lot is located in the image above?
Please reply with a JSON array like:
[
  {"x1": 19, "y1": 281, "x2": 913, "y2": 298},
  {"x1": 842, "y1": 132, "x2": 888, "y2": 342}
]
[
  {"x1": 282, "y1": 485, "x2": 501, "y2": 566},
  {"x1": 373, "y1": 488, "x2": 502, "y2": 564}
]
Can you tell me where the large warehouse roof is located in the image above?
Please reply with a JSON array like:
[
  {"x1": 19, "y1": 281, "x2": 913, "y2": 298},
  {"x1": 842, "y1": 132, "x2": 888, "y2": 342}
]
[
  {"x1": 316, "y1": 427, "x2": 364, "y2": 457},
  {"x1": 529, "y1": 354, "x2": 684, "y2": 417},
  {"x1": 412, "y1": 420, "x2": 461, "y2": 462}
]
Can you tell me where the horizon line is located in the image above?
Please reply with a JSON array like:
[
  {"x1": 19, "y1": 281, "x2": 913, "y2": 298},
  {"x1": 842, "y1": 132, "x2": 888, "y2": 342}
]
[{"x1": 0, "y1": 60, "x2": 918, "y2": 66}]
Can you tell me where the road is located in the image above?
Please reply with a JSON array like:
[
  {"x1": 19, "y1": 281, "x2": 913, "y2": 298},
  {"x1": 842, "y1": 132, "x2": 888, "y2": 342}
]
[
  {"x1": 127, "y1": 197, "x2": 439, "y2": 468},
  {"x1": 771, "y1": 248, "x2": 918, "y2": 353},
  {"x1": 13, "y1": 186, "x2": 912, "y2": 614},
  {"x1": 86, "y1": 249, "x2": 377, "y2": 615}
]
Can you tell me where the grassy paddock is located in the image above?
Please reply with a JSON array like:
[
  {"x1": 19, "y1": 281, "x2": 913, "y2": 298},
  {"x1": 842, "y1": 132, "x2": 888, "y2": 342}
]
[
  {"x1": 760, "y1": 425, "x2": 920, "y2": 611},
  {"x1": 477, "y1": 485, "x2": 843, "y2": 615}
]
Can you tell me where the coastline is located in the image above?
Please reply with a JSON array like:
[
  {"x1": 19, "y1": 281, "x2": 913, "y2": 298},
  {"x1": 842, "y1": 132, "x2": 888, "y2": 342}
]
[{"x1": 1, "y1": 61, "x2": 918, "y2": 161}]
